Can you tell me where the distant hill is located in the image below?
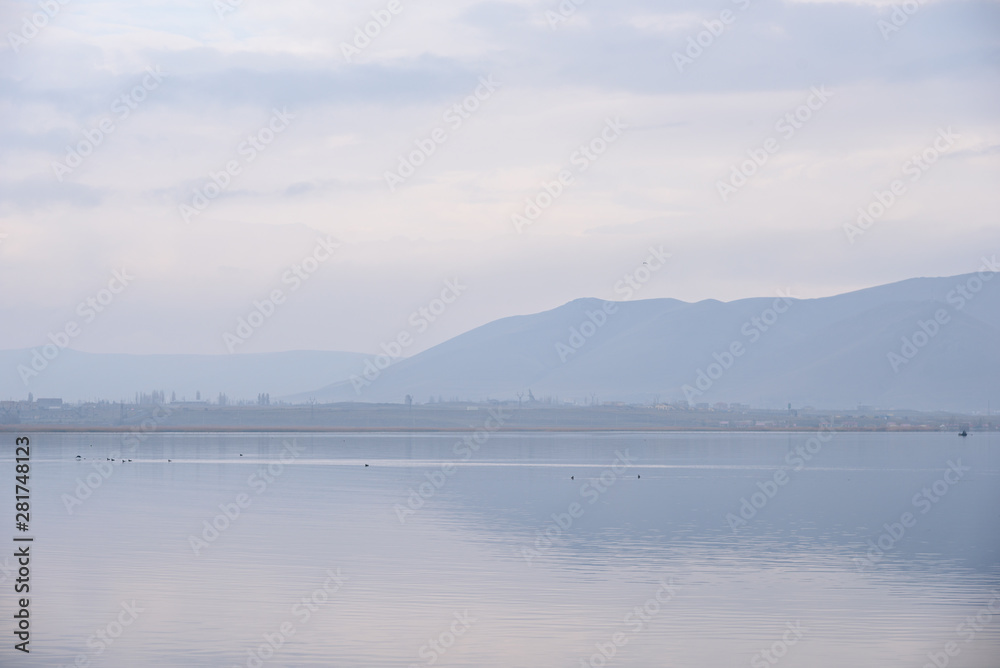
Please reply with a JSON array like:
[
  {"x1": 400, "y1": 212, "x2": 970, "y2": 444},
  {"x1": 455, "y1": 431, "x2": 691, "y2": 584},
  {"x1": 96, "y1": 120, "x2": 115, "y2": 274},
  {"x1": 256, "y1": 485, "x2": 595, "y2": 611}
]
[
  {"x1": 4, "y1": 273, "x2": 996, "y2": 412},
  {"x1": 292, "y1": 272, "x2": 1000, "y2": 412},
  {"x1": 0, "y1": 350, "x2": 368, "y2": 403}
]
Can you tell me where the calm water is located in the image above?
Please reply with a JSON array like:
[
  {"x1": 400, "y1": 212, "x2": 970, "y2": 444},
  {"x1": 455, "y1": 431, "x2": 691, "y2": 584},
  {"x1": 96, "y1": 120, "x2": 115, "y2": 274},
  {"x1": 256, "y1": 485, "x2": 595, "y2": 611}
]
[{"x1": 1, "y1": 430, "x2": 998, "y2": 667}]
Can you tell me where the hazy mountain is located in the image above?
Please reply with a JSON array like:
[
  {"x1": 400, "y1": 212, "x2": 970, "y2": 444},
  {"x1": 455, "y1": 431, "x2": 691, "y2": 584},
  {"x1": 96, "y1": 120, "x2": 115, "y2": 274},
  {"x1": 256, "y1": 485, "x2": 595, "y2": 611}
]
[
  {"x1": 0, "y1": 350, "x2": 368, "y2": 403},
  {"x1": 295, "y1": 272, "x2": 1000, "y2": 412},
  {"x1": 5, "y1": 273, "x2": 995, "y2": 412}
]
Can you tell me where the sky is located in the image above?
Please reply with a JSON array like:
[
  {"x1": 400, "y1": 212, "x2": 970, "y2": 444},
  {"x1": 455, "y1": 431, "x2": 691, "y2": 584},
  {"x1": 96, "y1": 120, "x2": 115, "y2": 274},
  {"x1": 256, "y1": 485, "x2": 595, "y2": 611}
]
[{"x1": 0, "y1": 0, "x2": 997, "y2": 357}]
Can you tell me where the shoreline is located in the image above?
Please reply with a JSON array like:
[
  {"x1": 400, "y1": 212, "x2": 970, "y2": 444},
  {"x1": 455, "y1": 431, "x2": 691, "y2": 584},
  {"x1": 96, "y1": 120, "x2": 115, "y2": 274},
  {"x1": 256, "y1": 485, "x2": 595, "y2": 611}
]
[{"x1": 0, "y1": 425, "x2": 972, "y2": 434}]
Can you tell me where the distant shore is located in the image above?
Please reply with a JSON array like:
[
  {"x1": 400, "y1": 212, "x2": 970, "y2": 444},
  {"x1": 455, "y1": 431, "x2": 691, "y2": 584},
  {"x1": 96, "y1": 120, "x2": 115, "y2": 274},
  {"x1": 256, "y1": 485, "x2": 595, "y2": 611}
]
[
  {"x1": 0, "y1": 425, "x2": 983, "y2": 434},
  {"x1": 1, "y1": 402, "x2": 993, "y2": 434}
]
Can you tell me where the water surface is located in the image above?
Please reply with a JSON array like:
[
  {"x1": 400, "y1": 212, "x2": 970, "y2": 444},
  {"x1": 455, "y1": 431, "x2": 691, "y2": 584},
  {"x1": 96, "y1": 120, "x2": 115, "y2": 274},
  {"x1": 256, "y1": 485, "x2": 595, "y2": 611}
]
[{"x1": 2, "y1": 431, "x2": 998, "y2": 667}]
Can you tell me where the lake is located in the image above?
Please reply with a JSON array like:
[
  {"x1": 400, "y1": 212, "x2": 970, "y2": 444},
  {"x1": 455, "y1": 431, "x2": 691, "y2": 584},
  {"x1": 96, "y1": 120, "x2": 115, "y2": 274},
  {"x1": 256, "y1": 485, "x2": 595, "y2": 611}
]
[{"x1": 2, "y1": 430, "x2": 998, "y2": 667}]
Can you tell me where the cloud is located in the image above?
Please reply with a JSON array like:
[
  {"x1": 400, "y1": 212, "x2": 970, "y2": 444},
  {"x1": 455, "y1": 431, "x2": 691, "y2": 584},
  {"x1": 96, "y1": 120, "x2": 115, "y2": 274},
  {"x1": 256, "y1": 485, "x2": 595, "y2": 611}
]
[
  {"x1": 0, "y1": 178, "x2": 103, "y2": 210},
  {"x1": 0, "y1": 0, "x2": 996, "y2": 356}
]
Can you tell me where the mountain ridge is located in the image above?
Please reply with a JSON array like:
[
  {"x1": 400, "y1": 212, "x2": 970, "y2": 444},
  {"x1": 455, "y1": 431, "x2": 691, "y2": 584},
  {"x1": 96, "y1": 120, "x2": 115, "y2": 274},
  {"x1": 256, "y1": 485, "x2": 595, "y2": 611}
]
[
  {"x1": 293, "y1": 271, "x2": 999, "y2": 412},
  {"x1": 3, "y1": 271, "x2": 996, "y2": 412}
]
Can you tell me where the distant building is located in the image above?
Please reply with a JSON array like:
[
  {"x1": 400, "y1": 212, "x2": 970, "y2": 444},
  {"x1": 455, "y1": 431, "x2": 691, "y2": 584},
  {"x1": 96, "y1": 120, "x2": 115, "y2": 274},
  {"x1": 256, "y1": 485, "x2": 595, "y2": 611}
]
[{"x1": 36, "y1": 398, "x2": 63, "y2": 409}]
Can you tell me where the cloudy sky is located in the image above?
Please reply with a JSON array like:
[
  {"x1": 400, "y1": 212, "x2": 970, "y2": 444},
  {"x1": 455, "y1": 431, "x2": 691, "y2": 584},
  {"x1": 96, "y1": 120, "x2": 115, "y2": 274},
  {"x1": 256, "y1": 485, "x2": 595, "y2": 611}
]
[{"x1": 0, "y1": 0, "x2": 997, "y2": 357}]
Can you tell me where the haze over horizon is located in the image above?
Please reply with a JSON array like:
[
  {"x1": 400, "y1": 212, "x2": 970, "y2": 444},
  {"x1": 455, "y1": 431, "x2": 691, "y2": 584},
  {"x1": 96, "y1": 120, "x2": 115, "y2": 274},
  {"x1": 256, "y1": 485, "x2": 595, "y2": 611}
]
[{"x1": 4, "y1": 270, "x2": 997, "y2": 413}]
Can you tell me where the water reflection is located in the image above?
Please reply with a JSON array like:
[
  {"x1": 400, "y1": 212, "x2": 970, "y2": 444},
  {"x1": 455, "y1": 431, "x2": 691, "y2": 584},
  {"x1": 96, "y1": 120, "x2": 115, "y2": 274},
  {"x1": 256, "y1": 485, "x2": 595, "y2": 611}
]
[{"x1": 1, "y1": 431, "x2": 998, "y2": 667}]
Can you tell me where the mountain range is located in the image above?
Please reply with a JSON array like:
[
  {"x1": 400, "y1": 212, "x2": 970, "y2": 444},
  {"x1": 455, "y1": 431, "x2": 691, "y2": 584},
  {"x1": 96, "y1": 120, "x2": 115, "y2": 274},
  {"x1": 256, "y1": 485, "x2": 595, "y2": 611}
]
[
  {"x1": 295, "y1": 271, "x2": 1000, "y2": 412},
  {"x1": 2, "y1": 271, "x2": 997, "y2": 412}
]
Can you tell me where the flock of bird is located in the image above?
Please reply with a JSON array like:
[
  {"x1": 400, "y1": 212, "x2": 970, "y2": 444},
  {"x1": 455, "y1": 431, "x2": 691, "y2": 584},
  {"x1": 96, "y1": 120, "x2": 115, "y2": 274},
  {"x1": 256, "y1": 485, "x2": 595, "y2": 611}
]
[{"x1": 71, "y1": 453, "x2": 646, "y2": 478}]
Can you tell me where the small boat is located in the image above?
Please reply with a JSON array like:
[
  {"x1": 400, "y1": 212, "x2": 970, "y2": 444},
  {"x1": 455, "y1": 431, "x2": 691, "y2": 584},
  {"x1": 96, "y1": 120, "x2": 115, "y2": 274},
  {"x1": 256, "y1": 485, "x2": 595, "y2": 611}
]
[{"x1": 959, "y1": 430, "x2": 968, "y2": 437}]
